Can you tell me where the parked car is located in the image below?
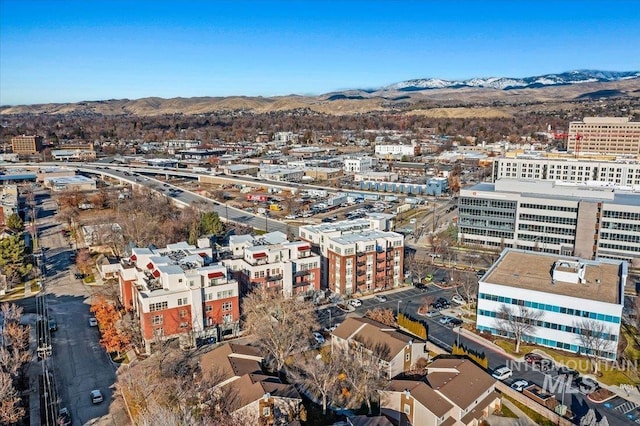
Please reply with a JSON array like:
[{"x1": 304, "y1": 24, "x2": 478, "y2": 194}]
[
  {"x1": 74, "y1": 273, "x2": 86, "y2": 280},
  {"x1": 88, "y1": 317, "x2": 98, "y2": 327},
  {"x1": 524, "y1": 353, "x2": 543, "y2": 363},
  {"x1": 48, "y1": 319, "x2": 58, "y2": 332},
  {"x1": 90, "y1": 389, "x2": 104, "y2": 404},
  {"x1": 57, "y1": 407, "x2": 71, "y2": 425},
  {"x1": 439, "y1": 316, "x2": 454, "y2": 325},
  {"x1": 491, "y1": 366, "x2": 513, "y2": 381},
  {"x1": 531, "y1": 358, "x2": 555, "y2": 372},
  {"x1": 374, "y1": 295, "x2": 387, "y2": 302},
  {"x1": 575, "y1": 376, "x2": 600, "y2": 394},
  {"x1": 312, "y1": 332, "x2": 325, "y2": 345},
  {"x1": 424, "y1": 310, "x2": 441, "y2": 318},
  {"x1": 476, "y1": 269, "x2": 487, "y2": 278},
  {"x1": 448, "y1": 318, "x2": 463, "y2": 326},
  {"x1": 451, "y1": 294, "x2": 466, "y2": 305},
  {"x1": 558, "y1": 366, "x2": 580, "y2": 379},
  {"x1": 435, "y1": 297, "x2": 450, "y2": 307},
  {"x1": 349, "y1": 299, "x2": 362, "y2": 308},
  {"x1": 510, "y1": 379, "x2": 529, "y2": 392},
  {"x1": 414, "y1": 283, "x2": 428, "y2": 291}
]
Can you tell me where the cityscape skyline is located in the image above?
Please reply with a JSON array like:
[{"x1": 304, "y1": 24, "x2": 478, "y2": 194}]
[{"x1": 2, "y1": 0, "x2": 640, "y2": 106}]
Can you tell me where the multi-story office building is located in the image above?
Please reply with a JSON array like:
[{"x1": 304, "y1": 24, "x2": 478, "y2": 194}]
[
  {"x1": 458, "y1": 179, "x2": 640, "y2": 267},
  {"x1": 567, "y1": 117, "x2": 640, "y2": 155},
  {"x1": 492, "y1": 156, "x2": 640, "y2": 187},
  {"x1": 374, "y1": 143, "x2": 419, "y2": 159},
  {"x1": 477, "y1": 249, "x2": 626, "y2": 360},
  {"x1": 11, "y1": 135, "x2": 43, "y2": 154},
  {"x1": 343, "y1": 156, "x2": 375, "y2": 173},
  {"x1": 118, "y1": 242, "x2": 240, "y2": 353},
  {"x1": 222, "y1": 231, "x2": 321, "y2": 297}
]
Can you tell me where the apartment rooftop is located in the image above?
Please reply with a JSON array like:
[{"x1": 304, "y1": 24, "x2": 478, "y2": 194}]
[
  {"x1": 331, "y1": 230, "x2": 401, "y2": 246},
  {"x1": 484, "y1": 249, "x2": 625, "y2": 305}
]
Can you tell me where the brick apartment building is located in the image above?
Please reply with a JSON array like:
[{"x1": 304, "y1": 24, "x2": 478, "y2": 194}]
[
  {"x1": 222, "y1": 231, "x2": 321, "y2": 297},
  {"x1": 11, "y1": 135, "x2": 44, "y2": 154},
  {"x1": 299, "y1": 215, "x2": 402, "y2": 295},
  {"x1": 118, "y1": 241, "x2": 240, "y2": 353}
]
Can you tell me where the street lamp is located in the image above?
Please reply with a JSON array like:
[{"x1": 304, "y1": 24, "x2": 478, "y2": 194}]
[{"x1": 397, "y1": 300, "x2": 402, "y2": 316}]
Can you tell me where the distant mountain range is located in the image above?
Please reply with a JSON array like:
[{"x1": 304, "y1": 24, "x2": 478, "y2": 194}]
[
  {"x1": 2, "y1": 70, "x2": 639, "y2": 116},
  {"x1": 384, "y1": 70, "x2": 640, "y2": 91}
]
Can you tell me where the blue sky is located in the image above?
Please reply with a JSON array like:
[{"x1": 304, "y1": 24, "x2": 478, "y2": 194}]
[{"x1": 1, "y1": 0, "x2": 639, "y2": 105}]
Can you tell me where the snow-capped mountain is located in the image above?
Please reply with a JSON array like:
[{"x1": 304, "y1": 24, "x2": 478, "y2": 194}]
[{"x1": 386, "y1": 70, "x2": 640, "y2": 91}]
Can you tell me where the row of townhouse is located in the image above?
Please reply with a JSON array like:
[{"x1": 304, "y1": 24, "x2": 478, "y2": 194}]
[{"x1": 330, "y1": 317, "x2": 500, "y2": 426}]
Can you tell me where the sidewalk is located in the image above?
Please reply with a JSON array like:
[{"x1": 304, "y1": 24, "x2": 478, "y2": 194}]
[{"x1": 457, "y1": 327, "x2": 518, "y2": 361}]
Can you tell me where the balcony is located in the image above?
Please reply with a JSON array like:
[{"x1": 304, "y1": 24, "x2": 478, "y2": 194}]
[
  {"x1": 294, "y1": 270, "x2": 310, "y2": 277},
  {"x1": 267, "y1": 274, "x2": 283, "y2": 282},
  {"x1": 356, "y1": 261, "x2": 366, "y2": 267}
]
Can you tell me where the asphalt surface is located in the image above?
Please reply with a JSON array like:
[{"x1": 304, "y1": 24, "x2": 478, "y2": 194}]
[{"x1": 18, "y1": 190, "x2": 125, "y2": 426}]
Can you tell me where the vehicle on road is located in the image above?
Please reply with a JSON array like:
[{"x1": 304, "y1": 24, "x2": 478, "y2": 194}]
[
  {"x1": 448, "y1": 318, "x2": 463, "y2": 326},
  {"x1": 510, "y1": 379, "x2": 529, "y2": 392},
  {"x1": 90, "y1": 389, "x2": 104, "y2": 404},
  {"x1": 491, "y1": 366, "x2": 513, "y2": 381},
  {"x1": 48, "y1": 319, "x2": 58, "y2": 332},
  {"x1": 374, "y1": 295, "x2": 387, "y2": 302},
  {"x1": 531, "y1": 358, "x2": 555, "y2": 372},
  {"x1": 451, "y1": 294, "x2": 466, "y2": 305},
  {"x1": 312, "y1": 332, "x2": 325, "y2": 345},
  {"x1": 88, "y1": 317, "x2": 98, "y2": 327},
  {"x1": 349, "y1": 299, "x2": 362, "y2": 307},
  {"x1": 57, "y1": 407, "x2": 71, "y2": 425},
  {"x1": 424, "y1": 310, "x2": 441, "y2": 318},
  {"x1": 74, "y1": 273, "x2": 86, "y2": 280}
]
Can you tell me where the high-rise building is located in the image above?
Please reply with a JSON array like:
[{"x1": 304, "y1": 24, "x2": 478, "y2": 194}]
[
  {"x1": 457, "y1": 179, "x2": 640, "y2": 268},
  {"x1": 11, "y1": 135, "x2": 44, "y2": 154},
  {"x1": 567, "y1": 117, "x2": 640, "y2": 155}
]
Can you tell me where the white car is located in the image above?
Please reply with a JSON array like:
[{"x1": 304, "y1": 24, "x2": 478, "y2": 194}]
[
  {"x1": 349, "y1": 299, "x2": 363, "y2": 307},
  {"x1": 451, "y1": 294, "x2": 466, "y2": 305},
  {"x1": 374, "y1": 295, "x2": 387, "y2": 302},
  {"x1": 88, "y1": 317, "x2": 98, "y2": 327},
  {"x1": 90, "y1": 389, "x2": 104, "y2": 404},
  {"x1": 491, "y1": 366, "x2": 513, "y2": 381},
  {"x1": 510, "y1": 379, "x2": 529, "y2": 392},
  {"x1": 312, "y1": 332, "x2": 325, "y2": 345}
]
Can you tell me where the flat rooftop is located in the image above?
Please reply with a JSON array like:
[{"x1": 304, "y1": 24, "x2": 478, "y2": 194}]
[{"x1": 484, "y1": 249, "x2": 624, "y2": 305}]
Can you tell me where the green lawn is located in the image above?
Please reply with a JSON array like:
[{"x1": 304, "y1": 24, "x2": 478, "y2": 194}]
[{"x1": 494, "y1": 339, "x2": 639, "y2": 386}]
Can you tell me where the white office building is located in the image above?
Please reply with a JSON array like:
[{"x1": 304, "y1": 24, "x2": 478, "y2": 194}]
[
  {"x1": 477, "y1": 249, "x2": 626, "y2": 360},
  {"x1": 343, "y1": 156, "x2": 375, "y2": 174},
  {"x1": 492, "y1": 156, "x2": 640, "y2": 188},
  {"x1": 374, "y1": 143, "x2": 418, "y2": 158}
]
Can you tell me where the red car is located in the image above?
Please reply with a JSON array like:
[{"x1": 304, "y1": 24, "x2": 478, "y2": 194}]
[{"x1": 524, "y1": 353, "x2": 543, "y2": 363}]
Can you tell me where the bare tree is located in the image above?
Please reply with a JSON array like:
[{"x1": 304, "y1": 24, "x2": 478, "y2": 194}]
[
  {"x1": 496, "y1": 304, "x2": 544, "y2": 354},
  {"x1": 242, "y1": 286, "x2": 319, "y2": 373},
  {"x1": 288, "y1": 350, "x2": 340, "y2": 416},
  {"x1": 338, "y1": 339, "x2": 390, "y2": 415},
  {"x1": 452, "y1": 270, "x2": 477, "y2": 306},
  {"x1": 0, "y1": 370, "x2": 24, "y2": 425},
  {"x1": 574, "y1": 319, "x2": 616, "y2": 376},
  {"x1": 408, "y1": 256, "x2": 433, "y2": 284},
  {"x1": 364, "y1": 308, "x2": 397, "y2": 327}
]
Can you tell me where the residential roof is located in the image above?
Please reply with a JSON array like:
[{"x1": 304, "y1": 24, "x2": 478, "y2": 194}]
[
  {"x1": 484, "y1": 249, "x2": 623, "y2": 305},
  {"x1": 426, "y1": 358, "x2": 496, "y2": 410},
  {"x1": 199, "y1": 343, "x2": 263, "y2": 383},
  {"x1": 460, "y1": 391, "x2": 500, "y2": 424},
  {"x1": 387, "y1": 380, "x2": 453, "y2": 418},
  {"x1": 226, "y1": 373, "x2": 300, "y2": 411},
  {"x1": 332, "y1": 317, "x2": 423, "y2": 362}
]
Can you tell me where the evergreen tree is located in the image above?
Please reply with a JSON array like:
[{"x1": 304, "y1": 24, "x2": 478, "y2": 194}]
[
  {"x1": 5, "y1": 213, "x2": 24, "y2": 232},
  {"x1": 200, "y1": 211, "x2": 224, "y2": 236},
  {"x1": 0, "y1": 235, "x2": 32, "y2": 284}
]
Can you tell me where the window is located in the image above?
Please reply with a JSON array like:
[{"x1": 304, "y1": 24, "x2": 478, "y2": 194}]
[
  {"x1": 179, "y1": 309, "x2": 187, "y2": 318},
  {"x1": 205, "y1": 305, "x2": 213, "y2": 312},
  {"x1": 403, "y1": 403, "x2": 411, "y2": 415},
  {"x1": 177, "y1": 297, "x2": 187, "y2": 306},
  {"x1": 152, "y1": 315, "x2": 163, "y2": 325},
  {"x1": 405, "y1": 353, "x2": 411, "y2": 362},
  {"x1": 222, "y1": 313, "x2": 233, "y2": 323},
  {"x1": 149, "y1": 301, "x2": 168, "y2": 312},
  {"x1": 262, "y1": 407, "x2": 270, "y2": 416},
  {"x1": 222, "y1": 302, "x2": 232, "y2": 312}
]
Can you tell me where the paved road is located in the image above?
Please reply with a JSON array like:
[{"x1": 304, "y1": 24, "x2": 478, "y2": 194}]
[{"x1": 19, "y1": 190, "x2": 125, "y2": 426}]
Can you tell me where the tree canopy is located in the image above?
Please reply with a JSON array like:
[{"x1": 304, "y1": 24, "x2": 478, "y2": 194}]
[{"x1": 0, "y1": 235, "x2": 32, "y2": 285}]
